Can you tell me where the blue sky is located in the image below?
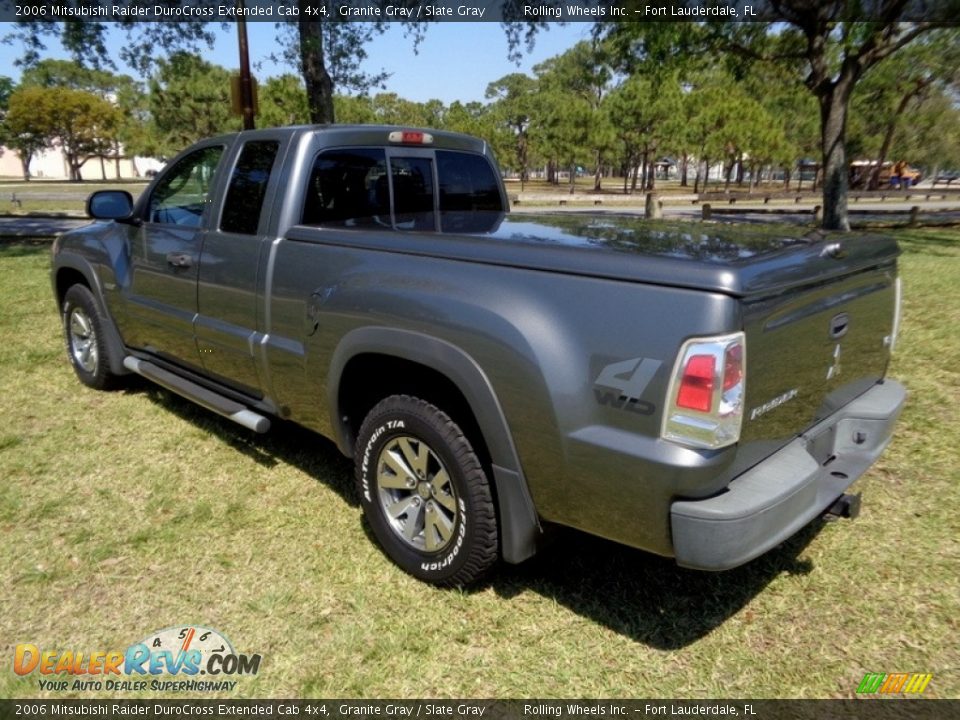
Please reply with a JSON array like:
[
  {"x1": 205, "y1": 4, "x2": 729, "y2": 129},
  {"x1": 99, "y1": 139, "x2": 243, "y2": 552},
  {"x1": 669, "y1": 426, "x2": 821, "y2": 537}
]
[{"x1": 0, "y1": 22, "x2": 592, "y2": 104}]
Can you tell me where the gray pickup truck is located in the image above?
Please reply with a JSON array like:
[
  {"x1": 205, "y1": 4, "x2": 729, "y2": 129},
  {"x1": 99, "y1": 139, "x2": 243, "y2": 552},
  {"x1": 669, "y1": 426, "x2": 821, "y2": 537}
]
[{"x1": 52, "y1": 125, "x2": 906, "y2": 586}]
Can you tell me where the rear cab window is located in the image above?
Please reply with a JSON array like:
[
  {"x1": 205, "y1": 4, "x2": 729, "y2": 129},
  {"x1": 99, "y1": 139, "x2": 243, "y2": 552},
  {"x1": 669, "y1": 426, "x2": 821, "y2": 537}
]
[
  {"x1": 302, "y1": 149, "x2": 390, "y2": 228},
  {"x1": 302, "y1": 145, "x2": 503, "y2": 233},
  {"x1": 391, "y1": 155, "x2": 435, "y2": 231},
  {"x1": 437, "y1": 150, "x2": 503, "y2": 233}
]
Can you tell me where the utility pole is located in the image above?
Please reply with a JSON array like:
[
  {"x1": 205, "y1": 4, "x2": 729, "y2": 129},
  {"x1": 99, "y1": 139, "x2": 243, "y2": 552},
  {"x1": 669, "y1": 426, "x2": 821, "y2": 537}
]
[{"x1": 237, "y1": 0, "x2": 255, "y2": 130}]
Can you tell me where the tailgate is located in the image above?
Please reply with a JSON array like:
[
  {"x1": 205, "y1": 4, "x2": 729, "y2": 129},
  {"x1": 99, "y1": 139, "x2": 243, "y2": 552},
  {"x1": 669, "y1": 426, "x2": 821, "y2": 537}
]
[{"x1": 738, "y1": 238, "x2": 900, "y2": 456}]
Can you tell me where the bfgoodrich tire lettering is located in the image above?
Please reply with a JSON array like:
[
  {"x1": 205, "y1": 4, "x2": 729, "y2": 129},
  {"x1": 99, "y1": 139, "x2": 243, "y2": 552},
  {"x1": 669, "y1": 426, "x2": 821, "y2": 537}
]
[
  {"x1": 62, "y1": 284, "x2": 120, "y2": 390},
  {"x1": 355, "y1": 395, "x2": 498, "y2": 586}
]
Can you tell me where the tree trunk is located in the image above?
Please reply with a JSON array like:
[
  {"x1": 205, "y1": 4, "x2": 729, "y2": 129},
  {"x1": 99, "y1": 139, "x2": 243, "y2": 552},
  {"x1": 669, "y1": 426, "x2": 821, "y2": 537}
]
[
  {"x1": 518, "y1": 134, "x2": 528, "y2": 191},
  {"x1": 298, "y1": 13, "x2": 335, "y2": 123},
  {"x1": 870, "y1": 91, "x2": 916, "y2": 190},
  {"x1": 819, "y1": 79, "x2": 855, "y2": 231},
  {"x1": 20, "y1": 155, "x2": 32, "y2": 181},
  {"x1": 639, "y1": 148, "x2": 648, "y2": 194},
  {"x1": 680, "y1": 153, "x2": 689, "y2": 187},
  {"x1": 646, "y1": 143, "x2": 657, "y2": 191},
  {"x1": 593, "y1": 150, "x2": 602, "y2": 191}
]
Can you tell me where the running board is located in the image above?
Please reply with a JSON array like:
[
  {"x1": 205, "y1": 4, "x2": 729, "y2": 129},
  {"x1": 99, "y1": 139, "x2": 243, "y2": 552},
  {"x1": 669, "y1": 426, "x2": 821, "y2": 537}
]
[{"x1": 123, "y1": 356, "x2": 271, "y2": 434}]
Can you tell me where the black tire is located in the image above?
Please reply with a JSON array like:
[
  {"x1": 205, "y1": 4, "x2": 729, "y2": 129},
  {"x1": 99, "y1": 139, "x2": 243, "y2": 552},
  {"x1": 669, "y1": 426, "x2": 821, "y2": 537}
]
[
  {"x1": 62, "y1": 284, "x2": 121, "y2": 390},
  {"x1": 355, "y1": 395, "x2": 499, "y2": 587}
]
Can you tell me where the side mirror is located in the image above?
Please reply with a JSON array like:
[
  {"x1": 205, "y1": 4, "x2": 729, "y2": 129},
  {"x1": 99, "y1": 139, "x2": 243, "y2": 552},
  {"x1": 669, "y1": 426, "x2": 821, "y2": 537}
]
[{"x1": 87, "y1": 190, "x2": 134, "y2": 220}]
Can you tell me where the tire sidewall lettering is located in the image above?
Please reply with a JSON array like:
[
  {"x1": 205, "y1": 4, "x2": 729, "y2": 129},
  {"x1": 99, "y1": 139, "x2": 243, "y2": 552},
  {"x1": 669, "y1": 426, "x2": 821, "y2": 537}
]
[
  {"x1": 360, "y1": 419, "x2": 405, "y2": 503},
  {"x1": 420, "y1": 497, "x2": 467, "y2": 573}
]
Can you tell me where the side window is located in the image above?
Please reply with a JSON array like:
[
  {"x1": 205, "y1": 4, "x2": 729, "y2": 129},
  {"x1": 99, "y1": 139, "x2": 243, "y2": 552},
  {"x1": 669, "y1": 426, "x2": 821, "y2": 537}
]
[
  {"x1": 390, "y1": 156, "x2": 435, "y2": 231},
  {"x1": 148, "y1": 146, "x2": 224, "y2": 227},
  {"x1": 437, "y1": 151, "x2": 503, "y2": 233},
  {"x1": 221, "y1": 141, "x2": 280, "y2": 235},
  {"x1": 302, "y1": 149, "x2": 389, "y2": 227}
]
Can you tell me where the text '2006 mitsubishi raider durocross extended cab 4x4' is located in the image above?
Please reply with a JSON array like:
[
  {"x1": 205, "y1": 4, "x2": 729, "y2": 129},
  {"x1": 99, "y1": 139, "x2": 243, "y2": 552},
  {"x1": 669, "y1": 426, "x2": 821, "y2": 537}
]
[{"x1": 53, "y1": 125, "x2": 906, "y2": 586}]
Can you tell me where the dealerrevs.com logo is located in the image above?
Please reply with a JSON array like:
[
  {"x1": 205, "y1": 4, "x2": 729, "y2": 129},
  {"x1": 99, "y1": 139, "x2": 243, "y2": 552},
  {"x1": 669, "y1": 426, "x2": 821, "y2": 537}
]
[
  {"x1": 13, "y1": 626, "x2": 262, "y2": 693},
  {"x1": 856, "y1": 672, "x2": 933, "y2": 695}
]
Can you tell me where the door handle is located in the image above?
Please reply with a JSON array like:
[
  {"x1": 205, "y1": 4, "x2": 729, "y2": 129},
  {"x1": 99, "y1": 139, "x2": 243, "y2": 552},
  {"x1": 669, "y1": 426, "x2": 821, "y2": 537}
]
[{"x1": 166, "y1": 252, "x2": 192, "y2": 268}]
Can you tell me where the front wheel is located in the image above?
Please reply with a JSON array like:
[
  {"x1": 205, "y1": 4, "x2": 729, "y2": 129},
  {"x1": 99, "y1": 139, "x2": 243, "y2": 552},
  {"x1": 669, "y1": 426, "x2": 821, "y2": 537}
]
[
  {"x1": 355, "y1": 395, "x2": 499, "y2": 587},
  {"x1": 62, "y1": 284, "x2": 120, "y2": 390}
]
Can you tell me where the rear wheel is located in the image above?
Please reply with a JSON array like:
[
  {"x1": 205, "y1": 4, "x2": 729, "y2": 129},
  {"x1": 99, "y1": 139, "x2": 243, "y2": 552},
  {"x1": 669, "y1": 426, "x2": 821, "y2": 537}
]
[
  {"x1": 62, "y1": 284, "x2": 120, "y2": 390},
  {"x1": 355, "y1": 395, "x2": 498, "y2": 586}
]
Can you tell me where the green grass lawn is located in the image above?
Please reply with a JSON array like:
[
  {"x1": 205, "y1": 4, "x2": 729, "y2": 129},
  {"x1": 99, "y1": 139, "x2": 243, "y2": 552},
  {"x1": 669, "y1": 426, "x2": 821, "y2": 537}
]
[
  {"x1": 1, "y1": 200, "x2": 88, "y2": 216},
  {"x1": 0, "y1": 228, "x2": 957, "y2": 699},
  {"x1": 0, "y1": 182, "x2": 149, "y2": 217}
]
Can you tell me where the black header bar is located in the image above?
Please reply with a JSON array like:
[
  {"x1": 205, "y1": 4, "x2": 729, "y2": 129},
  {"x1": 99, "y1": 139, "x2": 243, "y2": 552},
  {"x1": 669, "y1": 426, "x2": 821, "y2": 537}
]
[
  {"x1": 1, "y1": 700, "x2": 958, "y2": 720},
  {"x1": 2, "y1": 0, "x2": 958, "y2": 22}
]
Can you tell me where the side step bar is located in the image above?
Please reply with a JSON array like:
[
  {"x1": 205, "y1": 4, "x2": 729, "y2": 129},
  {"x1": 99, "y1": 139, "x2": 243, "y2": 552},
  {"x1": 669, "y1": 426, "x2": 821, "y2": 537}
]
[{"x1": 123, "y1": 356, "x2": 271, "y2": 434}]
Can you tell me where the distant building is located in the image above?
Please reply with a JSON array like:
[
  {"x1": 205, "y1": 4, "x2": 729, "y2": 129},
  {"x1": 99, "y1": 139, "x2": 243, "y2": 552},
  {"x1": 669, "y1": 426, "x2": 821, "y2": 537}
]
[{"x1": 0, "y1": 144, "x2": 163, "y2": 181}]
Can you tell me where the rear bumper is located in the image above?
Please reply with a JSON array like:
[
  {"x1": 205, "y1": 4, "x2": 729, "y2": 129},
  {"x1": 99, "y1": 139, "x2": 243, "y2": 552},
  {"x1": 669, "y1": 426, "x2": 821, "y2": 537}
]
[{"x1": 670, "y1": 379, "x2": 907, "y2": 571}]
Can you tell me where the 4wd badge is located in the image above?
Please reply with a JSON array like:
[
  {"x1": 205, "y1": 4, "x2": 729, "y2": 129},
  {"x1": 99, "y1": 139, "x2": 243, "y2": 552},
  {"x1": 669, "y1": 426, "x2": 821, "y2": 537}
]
[{"x1": 594, "y1": 357, "x2": 661, "y2": 415}]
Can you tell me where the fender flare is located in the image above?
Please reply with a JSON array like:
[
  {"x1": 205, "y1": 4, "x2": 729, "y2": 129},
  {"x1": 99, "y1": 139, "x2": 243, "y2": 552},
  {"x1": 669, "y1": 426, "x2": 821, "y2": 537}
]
[
  {"x1": 328, "y1": 326, "x2": 540, "y2": 564},
  {"x1": 52, "y1": 252, "x2": 129, "y2": 377}
]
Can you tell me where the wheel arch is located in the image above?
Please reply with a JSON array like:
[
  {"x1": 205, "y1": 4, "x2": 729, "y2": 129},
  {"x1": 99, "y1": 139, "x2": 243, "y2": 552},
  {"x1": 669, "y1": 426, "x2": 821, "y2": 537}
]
[{"x1": 329, "y1": 327, "x2": 540, "y2": 564}]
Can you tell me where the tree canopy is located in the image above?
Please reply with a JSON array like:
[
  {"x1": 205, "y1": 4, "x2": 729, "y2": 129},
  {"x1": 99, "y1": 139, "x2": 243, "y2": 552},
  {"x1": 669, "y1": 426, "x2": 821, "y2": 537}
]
[
  {"x1": 144, "y1": 52, "x2": 241, "y2": 157},
  {"x1": 4, "y1": 6, "x2": 546, "y2": 124},
  {"x1": 602, "y1": 13, "x2": 952, "y2": 228},
  {"x1": 5, "y1": 85, "x2": 121, "y2": 180}
]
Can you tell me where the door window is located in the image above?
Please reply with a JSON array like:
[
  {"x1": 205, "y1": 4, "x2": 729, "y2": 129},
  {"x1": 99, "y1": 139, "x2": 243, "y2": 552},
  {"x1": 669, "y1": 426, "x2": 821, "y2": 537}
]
[
  {"x1": 221, "y1": 141, "x2": 281, "y2": 235},
  {"x1": 148, "y1": 146, "x2": 224, "y2": 227}
]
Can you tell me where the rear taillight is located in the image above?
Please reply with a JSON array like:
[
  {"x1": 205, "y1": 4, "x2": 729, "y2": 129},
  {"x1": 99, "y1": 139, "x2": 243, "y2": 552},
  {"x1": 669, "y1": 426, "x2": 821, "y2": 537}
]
[
  {"x1": 676, "y1": 354, "x2": 715, "y2": 412},
  {"x1": 662, "y1": 332, "x2": 745, "y2": 450},
  {"x1": 723, "y1": 344, "x2": 743, "y2": 391}
]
